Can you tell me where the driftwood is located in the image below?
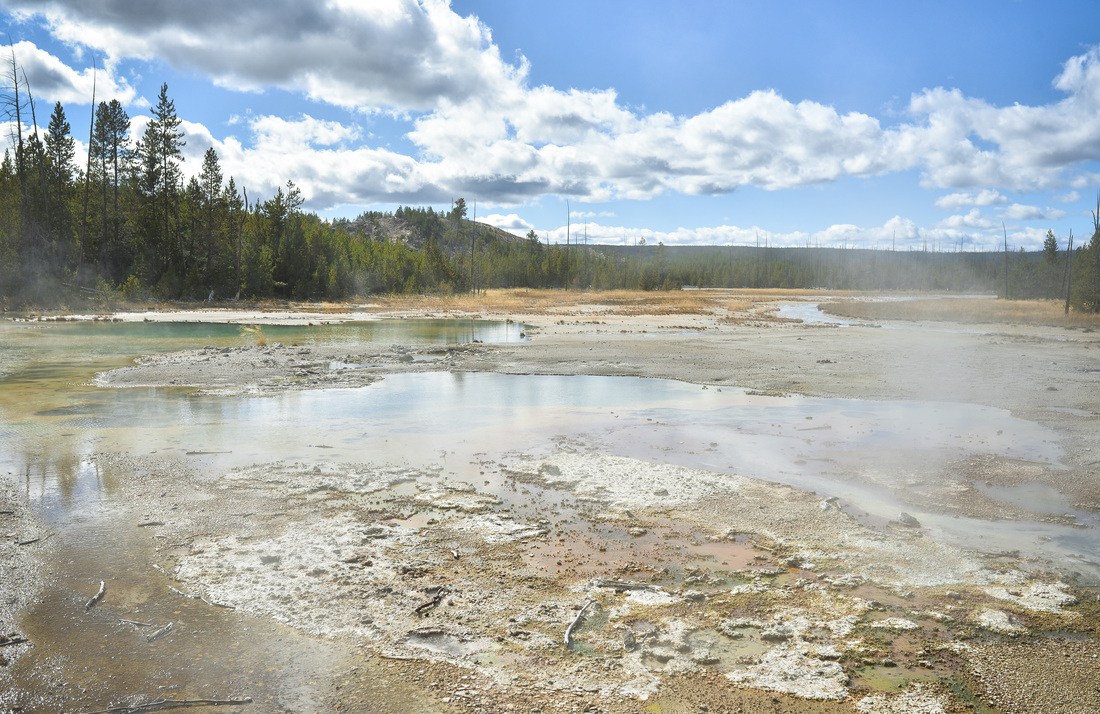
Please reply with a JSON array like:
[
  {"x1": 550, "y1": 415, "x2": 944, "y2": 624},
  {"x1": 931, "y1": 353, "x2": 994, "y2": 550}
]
[
  {"x1": 414, "y1": 586, "x2": 449, "y2": 616},
  {"x1": 169, "y1": 586, "x2": 235, "y2": 609},
  {"x1": 15, "y1": 532, "x2": 54, "y2": 546},
  {"x1": 592, "y1": 578, "x2": 660, "y2": 593},
  {"x1": 85, "y1": 697, "x2": 253, "y2": 713},
  {"x1": 146, "y1": 622, "x2": 174, "y2": 642},
  {"x1": 0, "y1": 509, "x2": 15, "y2": 515},
  {"x1": 749, "y1": 540, "x2": 776, "y2": 553},
  {"x1": 0, "y1": 634, "x2": 29, "y2": 647},
  {"x1": 564, "y1": 599, "x2": 597, "y2": 649},
  {"x1": 137, "y1": 521, "x2": 166, "y2": 528},
  {"x1": 86, "y1": 581, "x2": 107, "y2": 611},
  {"x1": 119, "y1": 619, "x2": 154, "y2": 627}
]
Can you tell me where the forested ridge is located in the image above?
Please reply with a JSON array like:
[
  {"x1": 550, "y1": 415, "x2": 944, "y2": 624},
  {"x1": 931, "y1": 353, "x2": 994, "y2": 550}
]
[{"x1": 3, "y1": 82, "x2": 1100, "y2": 310}]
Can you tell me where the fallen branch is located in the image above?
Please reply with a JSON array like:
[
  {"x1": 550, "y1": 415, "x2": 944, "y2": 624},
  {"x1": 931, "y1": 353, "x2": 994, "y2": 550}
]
[
  {"x1": 0, "y1": 635, "x2": 29, "y2": 647},
  {"x1": 15, "y1": 532, "x2": 55, "y2": 546},
  {"x1": 564, "y1": 599, "x2": 597, "y2": 650},
  {"x1": 169, "y1": 586, "x2": 235, "y2": 609},
  {"x1": 137, "y1": 521, "x2": 165, "y2": 528},
  {"x1": 592, "y1": 578, "x2": 660, "y2": 593},
  {"x1": 146, "y1": 622, "x2": 174, "y2": 642},
  {"x1": 61, "y1": 281, "x2": 112, "y2": 296},
  {"x1": 414, "y1": 586, "x2": 449, "y2": 616},
  {"x1": 86, "y1": 581, "x2": 107, "y2": 611},
  {"x1": 84, "y1": 696, "x2": 253, "y2": 713},
  {"x1": 749, "y1": 540, "x2": 776, "y2": 553},
  {"x1": 119, "y1": 619, "x2": 154, "y2": 627},
  {"x1": 0, "y1": 509, "x2": 15, "y2": 515},
  {"x1": 377, "y1": 652, "x2": 420, "y2": 661}
]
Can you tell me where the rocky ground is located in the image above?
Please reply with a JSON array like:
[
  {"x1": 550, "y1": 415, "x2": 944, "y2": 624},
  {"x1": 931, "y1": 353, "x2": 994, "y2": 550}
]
[{"x1": 3, "y1": 293, "x2": 1100, "y2": 712}]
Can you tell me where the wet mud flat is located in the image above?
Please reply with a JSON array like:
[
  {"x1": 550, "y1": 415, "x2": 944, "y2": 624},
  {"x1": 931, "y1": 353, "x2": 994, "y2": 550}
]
[
  {"x1": 2, "y1": 301, "x2": 1100, "y2": 712},
  {"x1": 5, "y1": 447, "x2": 1097, "y2": 713}
]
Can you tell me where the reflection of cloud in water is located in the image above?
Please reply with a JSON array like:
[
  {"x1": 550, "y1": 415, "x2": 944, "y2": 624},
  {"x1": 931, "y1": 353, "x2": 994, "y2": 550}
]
[{"x1": 3, "y1": 365, "x2": 1094, "y2": 580}]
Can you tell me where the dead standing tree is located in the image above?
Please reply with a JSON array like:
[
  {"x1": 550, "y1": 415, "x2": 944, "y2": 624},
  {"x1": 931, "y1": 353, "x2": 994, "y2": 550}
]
[
  {"x1": 78, "y1": 59, "x2": 96, "y2": 274},
  {"x1": 3, "y1": 44, "x2": 51, "y2": 296},
  {"x1": 3, "y1": 45, "x2": 27, "y2": 239}
]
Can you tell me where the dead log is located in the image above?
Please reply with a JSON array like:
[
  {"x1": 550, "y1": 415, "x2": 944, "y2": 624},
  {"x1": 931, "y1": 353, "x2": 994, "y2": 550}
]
[
  {"x1": 15, "y1": 532, "x2": 54, "y2": 546},
  {"x1": 414, "y1": 586, "x2": 449, "y2": 616},
  {"x1": 146, "y1": 622, "x2": 173, "y2": 642},
  {"x1": 86, "y1": 581, "x2": 106, "y2": 611},
  {"x1": 593, "y1": 578, "x2": 660, "y2": 593},
  {"x1": 169, "y1": 586, "x2": 235, "y2": 609},
  {"x1": 564, "y1": 599, "x2": 597, "y2": 649}
]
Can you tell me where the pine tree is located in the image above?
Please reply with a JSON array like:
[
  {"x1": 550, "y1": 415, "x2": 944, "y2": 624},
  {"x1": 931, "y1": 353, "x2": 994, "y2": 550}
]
[
  {"x1": 44, "y1": 102, "x2": 75, "y2": 252},
  {"x1": 90, "y1": 99, "x2": 131, "y2": 278},
  {"x1": 199, "y1": 147, "x2": 223, "y2": 290},
  {"x1": 137, "y1": 83, "x2": 185, "y2": 287},
  {"x1": 224, "y1": 177, "x2": 244, "y2": 296}
]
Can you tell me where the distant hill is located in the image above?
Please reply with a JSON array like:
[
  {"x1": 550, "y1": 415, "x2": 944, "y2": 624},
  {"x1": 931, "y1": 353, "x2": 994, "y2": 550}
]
[{"x1": 335, "y1": 207, "x2": 524, "y2": 257}]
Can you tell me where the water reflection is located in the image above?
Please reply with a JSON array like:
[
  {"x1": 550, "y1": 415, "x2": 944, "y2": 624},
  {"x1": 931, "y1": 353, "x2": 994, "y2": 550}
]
[{"x1": 1, "y1": 319, "x2": 1096, "y2": 581}]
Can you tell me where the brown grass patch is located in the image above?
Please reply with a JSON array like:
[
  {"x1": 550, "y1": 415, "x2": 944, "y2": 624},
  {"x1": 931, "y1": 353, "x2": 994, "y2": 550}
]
[
  {"x1": 354, "y1": 288, "x2": 825, "y2": 317},
  {"x1": 821, "y1": 298, "x2": 1100, "y2": 328}
]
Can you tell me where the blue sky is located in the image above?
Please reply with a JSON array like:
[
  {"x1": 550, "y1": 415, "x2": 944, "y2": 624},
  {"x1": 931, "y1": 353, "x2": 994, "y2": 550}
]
[{"x1": 2, "y1": 0, "x2": 1099, "y2": 250}]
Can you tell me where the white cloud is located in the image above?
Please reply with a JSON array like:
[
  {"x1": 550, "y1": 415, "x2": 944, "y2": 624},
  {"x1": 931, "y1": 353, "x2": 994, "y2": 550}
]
[
  {"x1": 935, "y1": 189, "x2": 1007, "y2": 209},
  {"x1": 937, "y1": 209, "x2": 996, "y2": 230},
  {"x1": 570, "y1": 210, "x2": 616, "y2": 219},
  {"x1": 161, "y1": 115, "x2": 436, "y2": 207},
  {"x1": 1000, "y1": 204, "x2": 1065, "y2": 221},
  {"x1": 1057, "y1": 190, "x2": 1080, "y2": 203},
  {"x1": 6, "y1": 40, "x2": 136, "y2": 106},
  {"x1": 1002, "y1": 203, "x2": 1043, "y2": 220},
  {"x1": 7, "y1": 2, "x2": 1100, "y2": 222},
  {"x1": 902, "y1": 48, "x2": 1100, "y2": 191},
  {"x1": 7, "y1": 0, "x2": 527, "y2": 113},
  {"x1": 480, "y1": 213, "x2": 533, "y2": 235},
  {"x1": 530, "y1": 215, "x2": 1033, "y2": 251}
]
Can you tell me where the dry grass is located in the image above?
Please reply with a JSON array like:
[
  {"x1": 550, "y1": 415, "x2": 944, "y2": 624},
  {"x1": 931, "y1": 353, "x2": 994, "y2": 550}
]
[
  {"x1": 821, "y1": 298, "x2": 1100, "y2": 328},
  {"x1": 239, "y1": 324, "x2": 268, "y2": 346},
  {"x1": 349, "y1": 288, "x2": 845, "y2": 318}
]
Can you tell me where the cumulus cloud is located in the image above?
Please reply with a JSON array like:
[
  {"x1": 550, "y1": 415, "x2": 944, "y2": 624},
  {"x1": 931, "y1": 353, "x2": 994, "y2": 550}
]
[
  {"x1": 480, "y1": 213, "x2": 533, "y2": 235},
  {"x1": 6, "y1": 1, "x2": 1100, "y2": 221},
  {"x1": 904, "y1": 48, "x2": 1100, "y2": 190},
  {"x1": 532, "y1": 215, "x2": 1027, "y2": 251},
  {"x1": 935, "y1": 189, "x2": 1007, "y2": 209},
  {"x1": 1001, "y1": 203, "x2": 1064, "y2": 221},
  {"x1": 6, "y1": 40, "x2": 136, "y2": 106},
  {"x1": 158, "y1": 114, "x2": 439, "y2": 206},
  {"x1": 5, "y1": 0, "x2": 527, "y2": 112},
  {"x1": 937, "y1": 209, "x2": 996, "y2": 230}
]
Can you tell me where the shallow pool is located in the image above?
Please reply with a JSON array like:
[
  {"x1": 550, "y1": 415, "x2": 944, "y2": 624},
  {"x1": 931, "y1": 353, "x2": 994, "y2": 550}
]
[{"x1": 1, "y1": 319, "x2": 1096, "y2": 582}]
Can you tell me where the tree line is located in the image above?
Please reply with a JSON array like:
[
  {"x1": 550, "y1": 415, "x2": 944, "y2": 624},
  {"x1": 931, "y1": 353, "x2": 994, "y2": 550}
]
[{"x1": 2, "y1": 72, "x2": 1099, "y2": 309}]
